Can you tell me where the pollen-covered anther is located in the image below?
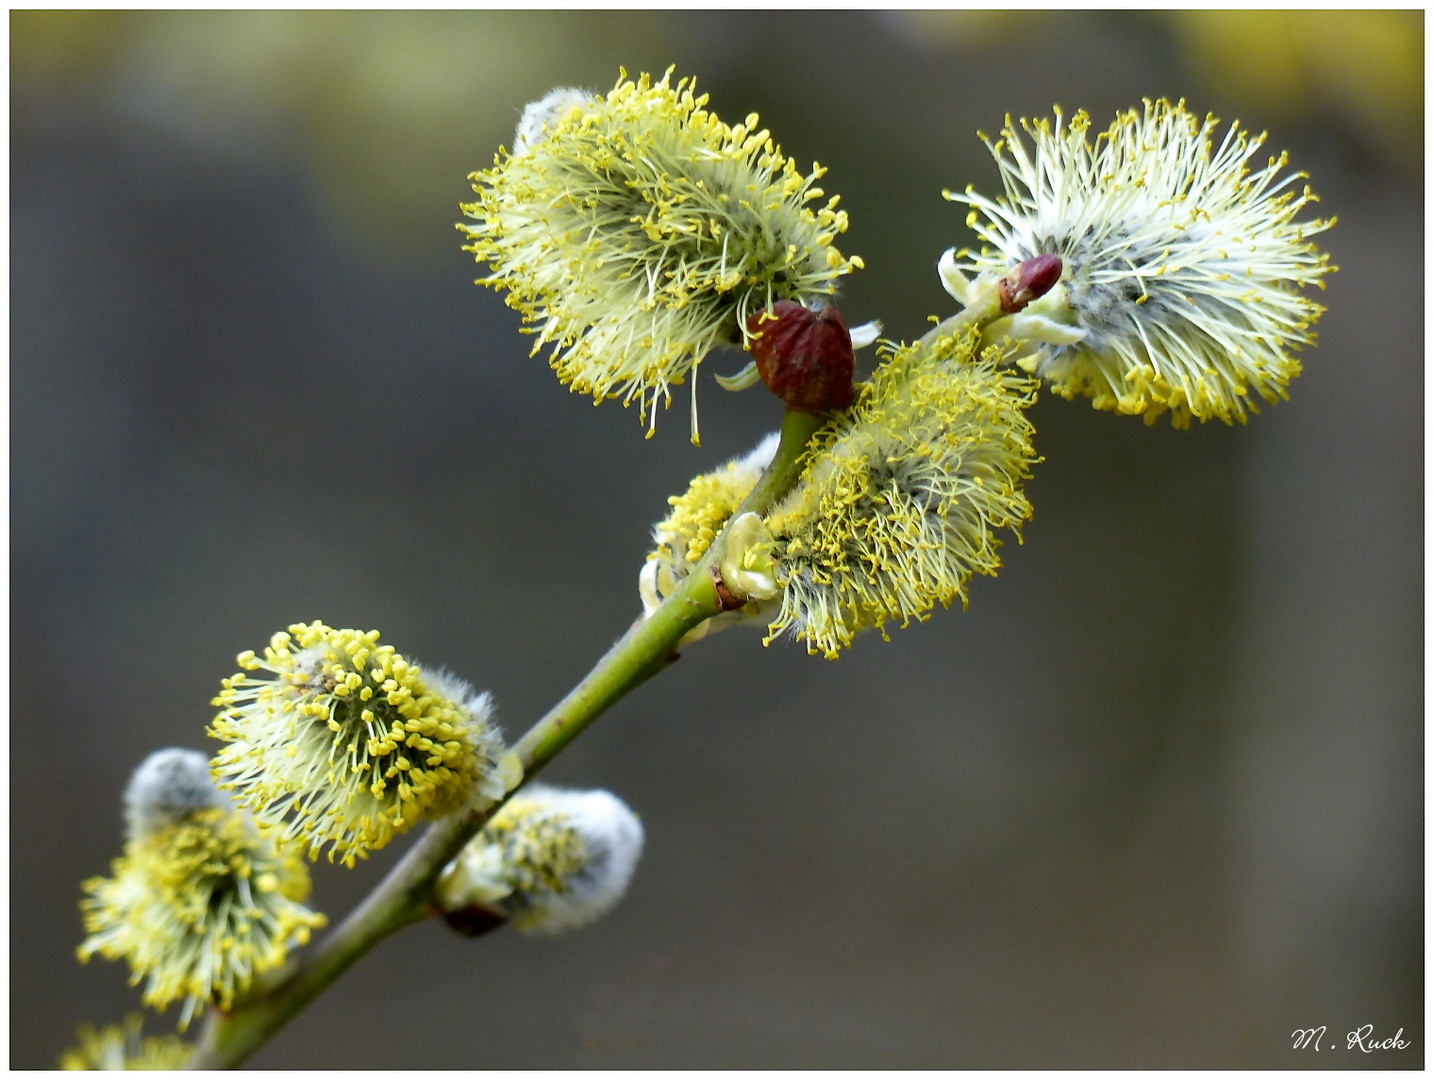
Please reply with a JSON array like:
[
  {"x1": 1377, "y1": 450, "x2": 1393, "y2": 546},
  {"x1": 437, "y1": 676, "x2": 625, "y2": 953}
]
[
  {"x1": 998, "y1": 254, "x2": 1063, "y2": 314},
  {"x1": 746, "y1": 300, "x2": 855, "y2": 413}
]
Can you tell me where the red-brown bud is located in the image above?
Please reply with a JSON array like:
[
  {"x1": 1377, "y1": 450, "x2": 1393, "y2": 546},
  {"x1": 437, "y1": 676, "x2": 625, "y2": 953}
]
[
  {"x1": 745, "y1": 300, "x2": 855, "y2": 413},
  {"x1": 998, "y1": 254, "x2": 1063, "y2": 314}
]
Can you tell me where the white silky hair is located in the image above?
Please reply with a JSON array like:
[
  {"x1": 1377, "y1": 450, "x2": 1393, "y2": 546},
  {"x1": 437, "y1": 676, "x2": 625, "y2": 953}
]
[
  {"x1": 425, "y1": 669, "x2": 497, "y2": 730},
  {"x1": 435, "y1": 835, "x2": 513, "y2": 910},
  {"x1": 734, "y1": 430, "x2": 781, "y2": 478},
  {"x1": 421, "y1": 671, "x2": 508, "y2": 814},
  {"x1": 513, "y1": 87, "x2": 593, "y2": 155},
  {"x1": 124, "y1": 748, "x2": 225, "y2": 839}
]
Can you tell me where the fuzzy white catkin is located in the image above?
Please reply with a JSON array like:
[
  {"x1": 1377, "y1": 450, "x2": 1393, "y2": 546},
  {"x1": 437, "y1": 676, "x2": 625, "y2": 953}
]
[
  {"x1": 124, "y1": 748, "x2": 225, "y2": 840},
  {"x1": 438, "y1": 785, "x2": 646, "y2": 936},
  {"x1": 518, "y1": 786, "x2": 645, "y2": 935}
]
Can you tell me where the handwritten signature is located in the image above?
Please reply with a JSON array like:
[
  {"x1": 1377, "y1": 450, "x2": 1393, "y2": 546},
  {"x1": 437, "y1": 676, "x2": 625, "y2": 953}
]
[{"x1": 1292, "y1": 1025, "x2": 1412, "y2": 1052}]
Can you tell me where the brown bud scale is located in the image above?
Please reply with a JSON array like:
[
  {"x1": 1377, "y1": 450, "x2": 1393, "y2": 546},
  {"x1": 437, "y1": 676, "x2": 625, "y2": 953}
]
[
  {"x1": 745, "y1": 300, "x2": 855, "y2": 413},
  {"x1": 709, "y1": 564, "x2": 745, "y2": 612},
  {"x1": 441, "y1": 903, "x2": 509, "y2": 938}
]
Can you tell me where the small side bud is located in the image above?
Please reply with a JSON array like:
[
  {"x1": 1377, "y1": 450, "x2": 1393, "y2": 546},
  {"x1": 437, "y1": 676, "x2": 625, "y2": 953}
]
[
  {"x1": 746, "y1": 300, "x2": 855, "y2": 413},
  {"x1": 998, "y1": 254, "x2": 1063, "y2": 314},
  {"x1": 124, "y1": 748, "x2": 224, "y2": 840}
]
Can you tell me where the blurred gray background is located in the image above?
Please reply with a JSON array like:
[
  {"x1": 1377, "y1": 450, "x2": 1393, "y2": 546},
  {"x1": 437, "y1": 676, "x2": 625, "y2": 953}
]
[{"x1": 11, "y1": 10, "x2": 1422, "y2": 1069}]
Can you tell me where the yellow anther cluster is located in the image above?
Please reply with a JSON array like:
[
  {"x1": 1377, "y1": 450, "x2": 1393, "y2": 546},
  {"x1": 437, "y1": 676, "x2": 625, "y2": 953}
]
[
  {"x1": 764, "y1": 331, "x2": 1038, "y2": 658},
  {"x1": 209, "y1": 621, "x2": 505, "y2": 866},
  {"x1": 59, "y1": 1015, "x2": 190, "y2": 1070},
  {"x1": 638, "y1": 434, "x2": 778, "y2": 630},
  {"x1": 667, "y1": 470, "x2": 750, "y2": 564},
  {"x1": 479, "y1": 798, "x2": 588, "y2": 926},
  {"x1": 77, "y1": 807, "x2": 325, "y2": 1030},
  {"x1": 647, "y1": 452, "x2": 764, "y2": 589},
  {"x1": 460, "y1": 67, "x2": 863, "y2": 441},
  {"x1": 949, "y1": 99, "x2": 1335, "y2": 427}
]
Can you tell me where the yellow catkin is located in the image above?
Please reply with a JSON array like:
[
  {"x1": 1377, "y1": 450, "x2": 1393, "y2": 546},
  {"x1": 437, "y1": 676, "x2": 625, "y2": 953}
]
[
  {"x1": 764, "y1": 331, "x2": 1039, "y2": 657},
  {"x1": 478, "y1": 800, "x2": 588, "y2": 927},
  {"x1": 460, "y1": 68, "x2": 862, "y2": 439},
  {"x1": 77, "y1": 807, "x2": 325, "y2": 1030},
  {"x1": 209, "y1": 622, "x2": 505, "y2": 866},
  {"x1": 59, "y1": 1015, "x2": 190, "y2": 1070}
]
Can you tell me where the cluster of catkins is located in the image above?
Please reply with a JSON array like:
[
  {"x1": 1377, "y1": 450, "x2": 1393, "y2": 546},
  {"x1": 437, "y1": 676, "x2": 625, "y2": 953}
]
[
  {"x1": 71, "y1": 64, "x2": 1333, "y2": 1067},
  {"x1": 464, "y1": 68, "x2": 1331, "y2": 658},
  {"x1": 73, "y1": 622, "x2": 645, "y2": 1063}
]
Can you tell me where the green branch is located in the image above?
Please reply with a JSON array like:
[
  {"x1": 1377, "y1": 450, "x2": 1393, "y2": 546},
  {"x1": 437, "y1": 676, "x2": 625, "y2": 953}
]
[{"x1": 185, "y1": 407, "x2": 822, "y2": 1070}]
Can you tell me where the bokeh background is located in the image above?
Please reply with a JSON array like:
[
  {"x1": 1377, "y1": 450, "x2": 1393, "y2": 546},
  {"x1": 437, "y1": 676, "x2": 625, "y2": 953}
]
[{"x1": 11, "y1": 10, "x2": 1423, "y2": 1069}]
